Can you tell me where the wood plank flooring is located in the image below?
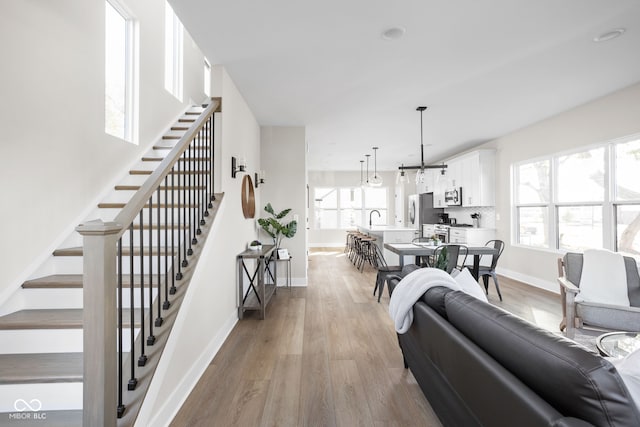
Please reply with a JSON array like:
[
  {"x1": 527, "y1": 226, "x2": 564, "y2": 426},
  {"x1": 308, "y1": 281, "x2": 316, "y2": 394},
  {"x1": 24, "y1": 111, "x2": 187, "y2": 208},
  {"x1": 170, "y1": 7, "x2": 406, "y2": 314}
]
[{"x1": 171, "y1": 248, "x2": 563, "y2": 427}]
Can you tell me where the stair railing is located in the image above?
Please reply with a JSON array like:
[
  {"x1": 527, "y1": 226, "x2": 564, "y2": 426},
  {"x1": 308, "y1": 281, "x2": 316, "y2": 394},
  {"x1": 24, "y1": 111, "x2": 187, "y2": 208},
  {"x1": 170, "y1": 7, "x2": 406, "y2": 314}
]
[{"x1": 76, "y1": 98, "x2": 221, "y2": 426}]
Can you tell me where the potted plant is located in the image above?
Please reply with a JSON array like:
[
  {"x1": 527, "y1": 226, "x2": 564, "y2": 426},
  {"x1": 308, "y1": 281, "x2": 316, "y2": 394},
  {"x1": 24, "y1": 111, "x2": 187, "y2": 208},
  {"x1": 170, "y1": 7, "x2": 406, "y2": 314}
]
[{"x1": 257, "y1": 203, "x2": 298, "y2": 251}]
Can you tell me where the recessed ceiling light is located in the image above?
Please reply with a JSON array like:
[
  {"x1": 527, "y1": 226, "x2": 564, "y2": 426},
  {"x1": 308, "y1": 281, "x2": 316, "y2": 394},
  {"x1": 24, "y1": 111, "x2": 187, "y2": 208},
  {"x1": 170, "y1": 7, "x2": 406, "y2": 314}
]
[
  {"x1": 593, "y1": 28, "x2": 625, "y2": 43},
  {"x1": 381, "y1": 27, "x2": 406, "y2": 41}
]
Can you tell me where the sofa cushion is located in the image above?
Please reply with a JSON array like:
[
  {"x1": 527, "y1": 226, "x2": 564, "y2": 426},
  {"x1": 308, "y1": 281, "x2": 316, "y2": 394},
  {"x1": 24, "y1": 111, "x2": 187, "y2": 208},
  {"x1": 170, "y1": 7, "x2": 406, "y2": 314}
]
[
  {"x1": 576, "y1": 302, "x2": 640, "y2": 331},
  {"x1": 421, "y1": 286, "x2": 453, "y2": 319},
  {"x1": 445, "y1": 291, "x2": 640, "y2": 426}
]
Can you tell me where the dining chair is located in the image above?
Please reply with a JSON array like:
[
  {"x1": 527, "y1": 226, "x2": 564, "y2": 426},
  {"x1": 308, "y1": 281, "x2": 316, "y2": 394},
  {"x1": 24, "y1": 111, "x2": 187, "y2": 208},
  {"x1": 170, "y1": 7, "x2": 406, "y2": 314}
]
[
  {"x1": 476, "y1": 240, "x2": 505, "y2": 301},
  {"x1": 372, "y1": 243, "x2": 403, "y2": 302},
  {"x1": 411, "y1": 237, "x2": 432, "y2": 266},
  {"x1": 433, "y1": 244, "x2": 468, "y2": 274}
]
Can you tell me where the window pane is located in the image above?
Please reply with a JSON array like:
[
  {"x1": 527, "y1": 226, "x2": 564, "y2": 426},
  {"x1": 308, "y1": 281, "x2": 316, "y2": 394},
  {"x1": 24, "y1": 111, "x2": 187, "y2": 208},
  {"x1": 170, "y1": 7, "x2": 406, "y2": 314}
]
[
  {"x1": 615, "y1": 139, "x2": 640, "y2": 201},
  {"x1": 364, "y1": 187, "x2": 386, "y2": 208},
  {"x1": 315, "y1": 210, "x2": 337, "y2": 229},
  {"x1": 314, "y1": 188, "x2": 337, "y2": 208},
  {"x1": 340, "y1": 209, "x2": 361, "y2": 228},
  {"x1": 557, "y1": 148, "x2": 605, "y2": 202},
  {"x1": 517, "y1": 207, "x2": 548, "y2": 248},
  {"x1": 339, "y1": 188, "x2": 362, "y2": 209},
  {"x1": 616, "y1": 204, "x2": 640, "y2": 255},
  {"x1": 105, "y1": 1, "x2": 126, "y2": 139},
  {"x1": 517, "y1": 160, "x2": 550, "y2": 204},
  {"x1": 558, "y1": 206, "x2": 603, "y2": 251},
  {"x1": 204, "y1": 59, "x2": 211, "y2": 97}
]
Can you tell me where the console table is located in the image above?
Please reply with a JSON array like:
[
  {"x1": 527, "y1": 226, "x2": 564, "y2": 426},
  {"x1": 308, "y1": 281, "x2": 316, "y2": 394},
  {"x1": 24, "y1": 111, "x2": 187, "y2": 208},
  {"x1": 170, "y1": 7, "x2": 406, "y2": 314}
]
[{"x1": 237, "y1": 245, "x2": 277, "y2": 319}]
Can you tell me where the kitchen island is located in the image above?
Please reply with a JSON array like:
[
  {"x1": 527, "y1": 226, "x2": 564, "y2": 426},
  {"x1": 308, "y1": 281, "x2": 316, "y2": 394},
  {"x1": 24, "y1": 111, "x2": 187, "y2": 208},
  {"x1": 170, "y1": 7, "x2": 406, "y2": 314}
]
[{"x1": 358, "y1": 225, "x2": 419, "y2": 265}]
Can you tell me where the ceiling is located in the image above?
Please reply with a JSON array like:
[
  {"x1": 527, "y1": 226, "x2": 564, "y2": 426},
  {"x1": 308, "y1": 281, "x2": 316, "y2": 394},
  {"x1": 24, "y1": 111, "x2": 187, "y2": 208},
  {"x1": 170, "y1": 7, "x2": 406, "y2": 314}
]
[{"x1": 171, "y1": 0, "x2": 640, "y2": 172}]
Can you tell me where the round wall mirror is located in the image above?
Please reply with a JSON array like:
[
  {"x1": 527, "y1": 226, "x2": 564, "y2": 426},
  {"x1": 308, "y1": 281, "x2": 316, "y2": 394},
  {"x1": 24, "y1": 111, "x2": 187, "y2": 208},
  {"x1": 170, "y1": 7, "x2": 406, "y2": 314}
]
[{"x1": 241, "y1": 174, "x2": 255, "y2": 218}]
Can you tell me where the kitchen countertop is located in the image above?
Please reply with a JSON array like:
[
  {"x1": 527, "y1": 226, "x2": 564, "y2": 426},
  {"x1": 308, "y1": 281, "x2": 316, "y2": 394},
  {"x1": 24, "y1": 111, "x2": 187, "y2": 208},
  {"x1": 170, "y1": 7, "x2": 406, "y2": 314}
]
[{"x1": 358, "y1": 225, "x2": 418, "y2": 233}]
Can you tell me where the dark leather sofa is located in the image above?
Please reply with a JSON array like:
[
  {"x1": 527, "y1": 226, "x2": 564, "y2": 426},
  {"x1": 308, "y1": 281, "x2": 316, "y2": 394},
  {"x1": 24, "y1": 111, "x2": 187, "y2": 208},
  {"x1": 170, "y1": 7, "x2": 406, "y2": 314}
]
[{"x1": 388, "y1": 267, "x2": 640, "y2": 427}]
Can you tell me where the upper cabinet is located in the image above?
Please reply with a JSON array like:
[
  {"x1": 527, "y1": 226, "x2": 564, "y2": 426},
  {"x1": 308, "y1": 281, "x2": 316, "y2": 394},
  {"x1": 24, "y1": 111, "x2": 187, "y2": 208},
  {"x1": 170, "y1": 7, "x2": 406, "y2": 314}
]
[{"x1": 458, "y1": 149, "x2": 495, "y2": 207}]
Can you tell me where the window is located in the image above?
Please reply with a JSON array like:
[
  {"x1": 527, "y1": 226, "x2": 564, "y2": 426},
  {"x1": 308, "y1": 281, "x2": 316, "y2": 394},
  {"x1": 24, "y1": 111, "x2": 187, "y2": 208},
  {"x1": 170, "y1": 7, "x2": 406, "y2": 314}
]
[
  {"x1": 105, "y1": 0, "x2": 136, "y2": 142},
  {"x1": 164, "y1": 1, "x2": 183, "y2": 100},
  {"x1": 314, "y1": 187, "x2": 388, "y2": 229},
  {"x1": 614, "y1": 138, "x2": 640, "y2": 255},
  {"x1": 514, "y1": 159, "x2": 550, "y2": 248},
  {"x1": 204, "y1": 59, "x2": 211, "y2": 97},
  {"x1": 513, "y1": 135, "x2": 640, "y2": 256},
  {"x1": 556, "y1": 148, "x2": 604, "y2": 251}
]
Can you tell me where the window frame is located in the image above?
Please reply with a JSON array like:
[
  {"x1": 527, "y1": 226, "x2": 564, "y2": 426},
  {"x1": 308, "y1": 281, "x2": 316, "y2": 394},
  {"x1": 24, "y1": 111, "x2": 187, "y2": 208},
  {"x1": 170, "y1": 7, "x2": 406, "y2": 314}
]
[
  {"x1": 164, "y1": 1, "x2": 184, "y2": 101},
  {"x1": 512, "y1": 133, "x2": 640, "y2": 255},
  {"x1": 104, "y1": 0, "x2": 138, "y2": 143}
]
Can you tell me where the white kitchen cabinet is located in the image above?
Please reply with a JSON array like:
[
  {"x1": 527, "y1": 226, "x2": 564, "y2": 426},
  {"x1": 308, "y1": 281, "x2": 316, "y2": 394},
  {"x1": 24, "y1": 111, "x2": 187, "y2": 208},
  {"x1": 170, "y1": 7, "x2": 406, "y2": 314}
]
[
  {"x1": 423, "y1": 224, "x2": 436, "y2": 238},
  {"x1": 459, "y1": 149, "x2": 495, "y2": 207},
  {"x1": 449, "y1": 227, "x2": 496, "y2": 246}
]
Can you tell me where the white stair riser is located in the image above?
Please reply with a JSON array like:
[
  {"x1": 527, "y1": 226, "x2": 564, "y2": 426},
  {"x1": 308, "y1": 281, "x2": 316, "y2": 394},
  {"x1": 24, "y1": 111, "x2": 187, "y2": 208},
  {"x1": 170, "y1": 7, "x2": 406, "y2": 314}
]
[
  {"x1": 0, "y1": 328, "x2": 140, "y2": 354},
  {"x1": 46, "y1": 256, "x2": 182, "y2": 276},
  {"x1": 0, "y1": 383, "x2": 82, "y2": 411},
  {"x1": 11, "y1": 289, "x2": 159, "y2": 311}
]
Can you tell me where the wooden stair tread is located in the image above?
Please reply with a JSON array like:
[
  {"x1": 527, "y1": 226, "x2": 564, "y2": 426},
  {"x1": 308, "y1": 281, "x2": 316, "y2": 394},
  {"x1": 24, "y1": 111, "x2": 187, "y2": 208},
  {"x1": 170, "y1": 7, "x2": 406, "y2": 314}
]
[
  {"x1": 54, "y1": 246, "x2": 177, "y2": 257},
  {"x1": 0, "y1": 410, "x2": 82, "y2": 426},
  {"x1": 115, "y1": 185, "x2": 205, "y2": 191},
  {"x1": 0, "y1": 308, "x2": 144, "y2": 330},
  {"x1": 0, "y1": 353, "x2": 83, "y2": 384},
  {"x1": 129, "y1": 169, "x2": 210, "y2": 175},
  {"x1": 98, "y1": 202, "x2": 198, "y2": 208},
  {"x1": 142, "y1": 157, "x2": 208, "y2": 162},
  {"x1": 22, "y1": 274, "x2": 154, "y2": 289},
  {"x1": 152, "y1": 144, "x2": 209, "y2": 150}
]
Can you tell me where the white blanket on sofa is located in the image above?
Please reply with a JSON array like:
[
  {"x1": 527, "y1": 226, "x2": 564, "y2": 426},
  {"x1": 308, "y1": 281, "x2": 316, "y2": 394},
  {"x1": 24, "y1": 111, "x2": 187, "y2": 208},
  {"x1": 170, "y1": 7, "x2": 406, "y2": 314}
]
[{"x1": 389, "y1": 268, "x2": 488, "y2": 334}]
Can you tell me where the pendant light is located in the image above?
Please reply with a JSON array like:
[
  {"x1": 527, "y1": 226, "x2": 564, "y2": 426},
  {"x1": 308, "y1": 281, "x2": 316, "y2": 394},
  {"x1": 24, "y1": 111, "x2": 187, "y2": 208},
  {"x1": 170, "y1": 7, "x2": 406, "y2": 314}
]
[
  {"x1": 365, "y1": 154, "x2": 371, "y2": 186},
  {"x1": 370, "y1": 147, "x2": 383, "y2": 187},
  {"x1": 359, "y1": 160, "x2": 365, "y2": 187},
  {"x1": 396, "y1": 163, "x2": 410, "y2": 184},
  {"x1": 415, "y1": 106, "x2": 428, "y2": 185}
]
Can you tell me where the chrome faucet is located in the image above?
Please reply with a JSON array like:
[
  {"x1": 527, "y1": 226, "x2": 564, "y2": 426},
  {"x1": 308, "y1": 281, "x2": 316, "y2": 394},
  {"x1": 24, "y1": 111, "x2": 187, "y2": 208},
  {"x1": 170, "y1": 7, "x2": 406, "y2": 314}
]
[{"x1": 369, "y1": 209, "x2": 381, "y2": 228}]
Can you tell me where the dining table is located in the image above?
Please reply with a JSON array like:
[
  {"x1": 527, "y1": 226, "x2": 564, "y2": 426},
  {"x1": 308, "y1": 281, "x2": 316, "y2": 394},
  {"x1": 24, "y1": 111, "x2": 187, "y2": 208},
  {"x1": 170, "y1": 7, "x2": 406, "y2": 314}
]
[{"x1": 383, "y1": 243, "x2": 499, "y2": 280}]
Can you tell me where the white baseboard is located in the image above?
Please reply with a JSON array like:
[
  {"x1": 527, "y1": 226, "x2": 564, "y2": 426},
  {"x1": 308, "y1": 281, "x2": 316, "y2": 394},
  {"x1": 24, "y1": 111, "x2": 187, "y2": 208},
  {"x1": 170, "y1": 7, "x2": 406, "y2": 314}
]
[
  {"x1": 496, "y1": 267, "x2": 559, "y2": 294},
  {"x1": 143, "y1": 310, "x2": 238, "y2": 427}
]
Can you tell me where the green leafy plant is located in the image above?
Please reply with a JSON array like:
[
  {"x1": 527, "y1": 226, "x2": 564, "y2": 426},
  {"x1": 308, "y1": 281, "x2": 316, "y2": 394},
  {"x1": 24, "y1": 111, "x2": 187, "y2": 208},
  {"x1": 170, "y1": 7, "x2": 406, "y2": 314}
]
[
  {"x1": 257, "y1": 203, "x2": 297, "y2": 248},
  {"x1": 434, "y1": 246, "x2": 449, "y2": 271}
]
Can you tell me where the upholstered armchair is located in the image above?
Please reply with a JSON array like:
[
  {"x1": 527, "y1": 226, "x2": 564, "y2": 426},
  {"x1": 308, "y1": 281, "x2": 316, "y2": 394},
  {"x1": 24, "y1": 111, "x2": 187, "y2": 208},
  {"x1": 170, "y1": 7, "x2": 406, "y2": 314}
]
[{"x1": 557, "y1": 252, "x2": 640, "y2": 339}]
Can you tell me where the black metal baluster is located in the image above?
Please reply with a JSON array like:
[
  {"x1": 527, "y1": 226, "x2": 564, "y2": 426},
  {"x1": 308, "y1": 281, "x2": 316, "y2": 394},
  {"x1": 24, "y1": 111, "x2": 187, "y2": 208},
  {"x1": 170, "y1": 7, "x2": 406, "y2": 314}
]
[
  {"x1": 192, "y1": 140, "x2": 200, "y2": 240},
  {"x1": 170, "y1": 168, "x2": 177, "y2": 293},
  {"x1": 198, "y1": 130, "x2": 206, "y2": 228},
  {"x1": 128, "y1": 224, "x2": 137, "y2": 390},
  {"x1": 147, "y1": 195, "x2": 155, "y2": 345},
  {"x1": 210, "y1": 114, "x2": 216, "y2": 204},
  {"x1": 188, "y1": 143, "x2": 195, "y2": 254},
  {"x1": 163, "y1": 175, "x2": 171, "y2": 307},
  {"x1": 204, "y1": 119, "x2": 210, "y2": 218},
  {"x1": 176, "y1": 159, "x2": 184, "y2": 278},
  {"x1": 182, "y1": 149, "x2": 189, "y2": 265},
  {"x1": 155, "y1": 187, "x2": 163, "y2": 327},
  {"x1": 138, "y1": 211, "x2": 147, "y2": 367},
  {"x1": 117, "y1": 238, "x2": 125, "y2": 418}
]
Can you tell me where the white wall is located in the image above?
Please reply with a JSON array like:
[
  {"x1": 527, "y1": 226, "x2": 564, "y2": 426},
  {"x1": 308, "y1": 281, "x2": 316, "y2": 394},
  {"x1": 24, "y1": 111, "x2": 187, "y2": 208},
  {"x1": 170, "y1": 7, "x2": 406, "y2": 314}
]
[
  {"x1": 260, "y1": 126, "x2": 307, "y2": 284},
  {"x1": 483, "y1": 82, "x2": 640, "y2": 291},
  {"x1": 137, "y1": 66, "x2": 262, "y2": 426},
  {"x1": 0, "y1": 0, "x2": 208, "y2": 302},
  {"x1": 308, "y1": 170, "x2": 397, "y2": 247}
]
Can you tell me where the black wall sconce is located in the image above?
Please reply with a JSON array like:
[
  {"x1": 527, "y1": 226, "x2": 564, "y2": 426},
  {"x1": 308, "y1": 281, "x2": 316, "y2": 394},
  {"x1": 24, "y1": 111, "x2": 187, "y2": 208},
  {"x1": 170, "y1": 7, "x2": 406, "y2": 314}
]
[
  {"x1": 231, "y1": 156, "x2": 247, "y2": 178},
  {"x1": 254, "y1": 170, "x2": 265, "y2": 188}
]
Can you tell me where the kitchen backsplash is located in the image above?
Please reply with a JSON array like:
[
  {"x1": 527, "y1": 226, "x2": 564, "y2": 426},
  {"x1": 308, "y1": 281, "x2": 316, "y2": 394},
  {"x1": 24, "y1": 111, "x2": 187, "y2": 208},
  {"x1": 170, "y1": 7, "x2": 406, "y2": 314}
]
[{"x1": 445, "y1": 206, "x2": 496, "y2": 229}]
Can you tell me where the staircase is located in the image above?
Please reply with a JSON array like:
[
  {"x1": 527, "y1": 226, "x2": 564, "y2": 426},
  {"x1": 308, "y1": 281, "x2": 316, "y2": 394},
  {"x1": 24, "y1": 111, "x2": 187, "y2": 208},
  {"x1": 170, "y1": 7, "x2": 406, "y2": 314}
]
[{"x1": 0, "y1": 99, "x2": 222, "y2": 426}]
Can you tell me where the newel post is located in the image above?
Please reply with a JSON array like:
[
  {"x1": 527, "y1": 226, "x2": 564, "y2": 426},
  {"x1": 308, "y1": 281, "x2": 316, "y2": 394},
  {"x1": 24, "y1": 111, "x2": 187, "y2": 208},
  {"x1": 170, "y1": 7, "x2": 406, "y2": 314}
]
[{"x1": 77, "y1": 219, "x2": 122, "y2": 427}]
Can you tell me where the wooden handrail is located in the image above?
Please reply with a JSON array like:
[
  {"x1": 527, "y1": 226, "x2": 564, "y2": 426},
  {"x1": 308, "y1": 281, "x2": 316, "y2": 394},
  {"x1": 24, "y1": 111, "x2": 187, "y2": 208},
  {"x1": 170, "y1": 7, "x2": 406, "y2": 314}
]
[{"x1": 112, "y1": 98, "x2": 220, "y2": 238}]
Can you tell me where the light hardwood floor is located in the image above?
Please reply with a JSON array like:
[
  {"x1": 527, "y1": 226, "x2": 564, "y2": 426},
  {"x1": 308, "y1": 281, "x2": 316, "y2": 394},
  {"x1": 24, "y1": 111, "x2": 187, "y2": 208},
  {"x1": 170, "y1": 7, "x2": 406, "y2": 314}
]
[{"x1": 171, "y1": 248, "x2": 563, "y2": 426}]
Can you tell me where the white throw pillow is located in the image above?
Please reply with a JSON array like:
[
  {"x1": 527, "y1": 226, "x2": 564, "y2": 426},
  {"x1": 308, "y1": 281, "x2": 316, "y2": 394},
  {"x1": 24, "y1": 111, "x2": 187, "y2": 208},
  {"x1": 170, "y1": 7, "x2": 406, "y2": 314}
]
[
  {"x1": 577, "y1": 249, "x2": 630, "y2": 307},
  {"x1": 451, "y1": 268, "x2": 488, "y2": 302}
]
